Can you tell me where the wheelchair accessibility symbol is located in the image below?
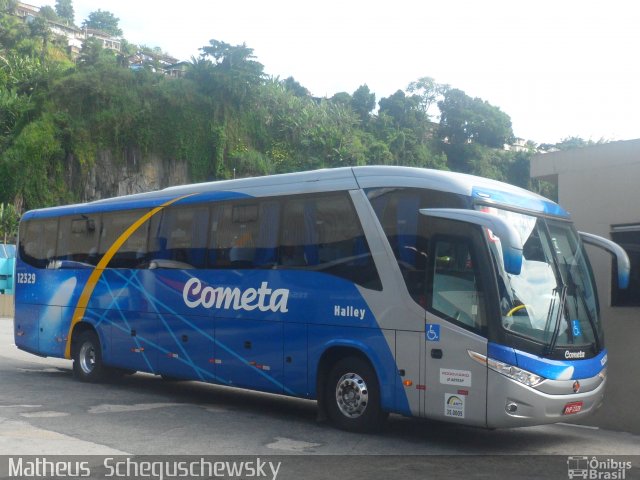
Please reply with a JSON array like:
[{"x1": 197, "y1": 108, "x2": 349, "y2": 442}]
[
  {"x1": 572, "y1": 319, "x2": 582, "y2": 338},
  {"x1": 426, "y1": 324, "x2": 440, "y2": 342}
]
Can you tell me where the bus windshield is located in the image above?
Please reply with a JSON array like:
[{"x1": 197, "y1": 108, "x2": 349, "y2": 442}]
[{"x1": 481, "y1": 207, "x2": 601, "y2": 352}]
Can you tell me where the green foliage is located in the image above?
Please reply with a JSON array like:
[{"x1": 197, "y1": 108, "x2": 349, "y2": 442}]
[
  {"x1": 0, "y1": 203, "x2": 19, "y2": 243},
  {"x1": 82, "y1": 9, "x2": 123, "y2": 37},
  {"x1": 282, "y1": 76, "x2": 309, "y2": 97},
  {"x1": 406, "y1": 76, "x2": 449, "y2": 119},
  {"x1": 0, "y1": 20, "x2": 560, "y2": 210},
  {"x1": 55, "y1": 0, "x2": 74, "y2": 24},
  {"x1": 0, "y1": 113, "x2": 69, "y2": 209},
  {"x1": 378, "y1": 89, "x2": 425, "y2": 129},
  {"x1": 0, "y1": 11, "x2": 30, "y2": 50},
  {"x1": 351, "y1": 85, "x2": 375, "y2": 124},
  {"x1": 258, "y1": 81, "x2": 364, "y2": 172},
  {"x1": 438, "y1": 88, "x2": 513, "y2": 148},
  {"x1": 38, "y1": 6, "x2": 59, "y2": 21},
  {"x1": 77, "y1": 37, "x2": 116, "y2": 68},
  {"x1": 196, "y1": 39, "x2": 265, "y2": 114},
  {"x1": 0, "y1": 87, "x2": 30, "y2": 139}
]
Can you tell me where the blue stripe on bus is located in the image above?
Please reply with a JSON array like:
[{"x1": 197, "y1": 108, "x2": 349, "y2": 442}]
[
  {"x1": 488, "y1": 343, "x2": 606, "y2": 380},
  {"x1": 472, "y1": 187, "x2": 570, "y2": 218}
]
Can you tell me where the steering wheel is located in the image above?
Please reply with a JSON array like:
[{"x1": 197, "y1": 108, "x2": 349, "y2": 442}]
[{"x1": 506, "y1": 304, "x2": 535, "y2": 317}]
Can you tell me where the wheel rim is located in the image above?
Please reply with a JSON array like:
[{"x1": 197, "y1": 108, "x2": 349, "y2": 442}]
[
  {"x1": 79, "y1": 342, "x2": 96, "y2": 375},
  {"x1": 335, "y1": 372, "x2": 369, "y2": 418}
]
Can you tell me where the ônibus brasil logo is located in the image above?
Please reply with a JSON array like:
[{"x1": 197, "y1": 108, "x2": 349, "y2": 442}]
[{"x1": 183, "y1": 278, "x2": 290, "y2": 313}]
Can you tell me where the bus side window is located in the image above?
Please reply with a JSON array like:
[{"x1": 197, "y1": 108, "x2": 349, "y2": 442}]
[
  {"x1": 99, "y1": 210, "x2": 150, "y2": 269},
  {"x1": 429, "y1": 237, "x2": 485, "y2": 331},
  {"x1": 367, "y1": 187, "x2": 468, "y2": 306},
  {"x1": 279, "y1": 193, "x2": 382, "y2": 290},
  {"x1": 208, "y1": 200, "x2": 280, "y2": 269},
  {"x1": 148, "y1": 205, "x2": 208, "y2": 269},
  {"x1": 279, "y1": 199, "x2": 309, "y2": 267},
  {"x1": 209, "y1": 202, "x2": 258, "y2": 268},
  {"x1": 56, "y1": 215, "x2": 100, "y2": 266},
  {"x1": 19, "y1": 220, "x2": 57, "y2": 269},
  {"x1": 253, "y1": 200, "x2": 280, "y2": 267}
]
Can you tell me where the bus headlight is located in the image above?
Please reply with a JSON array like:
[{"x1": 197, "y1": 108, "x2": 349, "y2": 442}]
[
  {"x1": 487, "y1": 358, "x2": 543, "y2": 387},
  {"x1": 467, "y1": 350, "x2": 544, "y2": 387}
]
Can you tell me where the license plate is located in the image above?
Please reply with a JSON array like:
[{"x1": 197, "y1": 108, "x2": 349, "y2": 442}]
[{"x1": 563, "y1": 401, "x2": 583, "y2": 415}]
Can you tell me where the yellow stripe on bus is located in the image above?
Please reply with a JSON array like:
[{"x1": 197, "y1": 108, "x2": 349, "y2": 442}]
[{"x1": 63, "y1": 194, "x2": 193, "y2": 359}]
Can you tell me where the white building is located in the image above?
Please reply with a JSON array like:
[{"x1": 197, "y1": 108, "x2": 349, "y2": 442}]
[{"x1": 531, "y1": 139, "x2": 640, "y2": 434}]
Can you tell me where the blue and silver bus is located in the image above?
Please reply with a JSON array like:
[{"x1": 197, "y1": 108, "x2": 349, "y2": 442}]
[{"x1": 14, "y1": 166, "x2": 630, "y2": 431}]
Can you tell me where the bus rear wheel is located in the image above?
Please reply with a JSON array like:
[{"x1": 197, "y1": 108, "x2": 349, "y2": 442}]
[
  {"x1": 72, "y1": 331, "x2": 108, "y2": 383},
  {"x1": 326, "y1": 357, "x2": 387, "y2": 432}
]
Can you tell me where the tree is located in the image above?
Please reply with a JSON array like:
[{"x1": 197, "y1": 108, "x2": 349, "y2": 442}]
[
  {"x1": 197, "y1": 39, "x2": 265, "y2": 112},
  {"x1": 0, "y1": 0, "x2": 18, "y2": 13},
  {"x1": 438, "y1": 88, "x2": 513, "y2": 148},
  {"x1": 351, "y1": 85, "x2": 375, "y2": 124},
  {"x1": 330, "y1": 91, "x2": 351, "y2": 107},
  {"x1": 378, "y1": 90, "x2": 424, "y2": 129},
  {"x1": 0, "y1": 203, "x2": 18, "y2": 243},
  {"x1": 55, "y1": 0, "x2": 74, "y2": 24},
  {"x1": 77, "y1": 36, "x2": 115, "y2": 67},
  {"x1": 553, "y1": 136, "x2": 606, "y2": 151},
  {"x1": 407, "y1": 76, "x2": 449, "y2": 119},
  {"x1": 82, "y1": 9, "x2": 122, "y2": 37},
  {"x1": 199, "y1": 40, "x2": 264, "y2": 81},
  {"x1": 0, "y1": 12, "x2": 30, "y2": 51},
  {"x1": 282, "y1": 76, "x2": 309, "y2": 97},
  {"x1": 38, "y1": 5, "x2": 58, "y2": 21},
  {"x1": 28, "y1": 16, "x2": 51, "y2": 62}
]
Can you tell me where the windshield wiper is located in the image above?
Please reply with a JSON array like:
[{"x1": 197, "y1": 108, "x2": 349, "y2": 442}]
[
  {"x1": 563, "y1": 254, "x2": 601, "y2": 352},
  {"x1": 546, "y1": 284, "x2": 567, "y2": 355}
]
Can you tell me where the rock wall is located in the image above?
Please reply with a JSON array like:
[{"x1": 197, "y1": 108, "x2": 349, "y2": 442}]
[{"x1": 80, "y1": 150, "x2": 189, "y2": 202}]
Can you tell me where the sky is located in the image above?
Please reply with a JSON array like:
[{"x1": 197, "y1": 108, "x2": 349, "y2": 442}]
[{"x1": 36, "y1": 0, "x2": 640, "y2": 145}]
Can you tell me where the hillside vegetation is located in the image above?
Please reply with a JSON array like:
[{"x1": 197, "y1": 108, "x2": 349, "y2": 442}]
[{"x1": 1, "y1": 2, "x2": 557, "y2": 213}]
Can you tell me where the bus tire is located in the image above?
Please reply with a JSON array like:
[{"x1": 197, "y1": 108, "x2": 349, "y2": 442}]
[
  {"x1": 326, "y1": 356, "x2": 387, "y2": 432},
  {"x1": 72, "y1": 331, "x2": 108, "y2": 383}
]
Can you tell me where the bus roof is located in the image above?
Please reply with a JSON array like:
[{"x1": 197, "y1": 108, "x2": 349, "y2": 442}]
[{"x1": 21, "y1": 166, "x2": 569, "y2": 220}]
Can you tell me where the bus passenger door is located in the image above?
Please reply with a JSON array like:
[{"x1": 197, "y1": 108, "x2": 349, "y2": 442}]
[{"x1": 422, "y1": 220, "x2": 489, "y2": 427}]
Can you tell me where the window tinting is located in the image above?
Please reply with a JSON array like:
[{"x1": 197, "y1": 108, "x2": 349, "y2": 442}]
[
  {"x1": 148, "y1": 205, "x2": 209, "y2": 268},
  {"x1": 19, "y1": 219, "x2": 59, "y2": 268},
  {"x1": 430, "y1": 238, "x2": 486, "y2": 331},
  {"x1": 611, "y1": 226, "x2": 640, "y2": 307},
  {"x1": 56, "y1": 214, "x2": 100, "y2": 266},
  {"x1": 367, "y1": 188, "x2": 467, "y2": 303},
  {"x1": 209, "y1": 200, "x2": 280, "y2": 268},
  {"x1": 99, "y1": 210, "x2": 150, "y2": 269},
  {"x1": 280, "y1": 193, "x2": 381, "y2": 290}
]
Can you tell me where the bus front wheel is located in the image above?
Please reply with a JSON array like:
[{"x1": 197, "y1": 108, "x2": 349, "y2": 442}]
[
  {"x1": 72, "y1": 331, "x2": 108, "y2": 383},
  {"x1": 326, "y1": 357, "x2": 387, "y2": 432}
]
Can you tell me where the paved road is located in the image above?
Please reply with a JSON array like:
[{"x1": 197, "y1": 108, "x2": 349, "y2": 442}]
[{"x1": 0, "y1": 318, "x2": 638, "y2": 479}]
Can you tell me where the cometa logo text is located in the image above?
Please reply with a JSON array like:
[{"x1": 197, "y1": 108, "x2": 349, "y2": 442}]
[
  {"x1": 183, "y1": 278, "x2": 290, "y2": 313},
  {"x1": 565, "y1": 350, "x2": 586, "y2": 359}
]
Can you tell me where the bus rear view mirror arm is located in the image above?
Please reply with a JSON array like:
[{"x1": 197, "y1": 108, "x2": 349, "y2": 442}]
[
  {"x1": 579, "y1": 232, "x2": 630, "y2": 289},
  {"x1": 420, "y1": 208, "x2": 523, "y2": 275}
]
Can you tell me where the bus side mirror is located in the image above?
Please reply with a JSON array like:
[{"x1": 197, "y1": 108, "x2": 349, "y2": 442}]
[
  {"x1": 420, "y1": 208, "x2": 523, "y2": 275},
  {"x1": 579, "y1": 232, "x2": 630, "y2": 289}
]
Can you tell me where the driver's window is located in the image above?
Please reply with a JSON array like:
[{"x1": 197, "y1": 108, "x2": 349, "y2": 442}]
[{"x1": 430, "y1": 238, "x2": 486, "y2": 331}]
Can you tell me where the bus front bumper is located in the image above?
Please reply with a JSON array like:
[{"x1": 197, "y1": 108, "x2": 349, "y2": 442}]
[{"x1": 486, "y1": 369, "x2": 605, "y2": 428}]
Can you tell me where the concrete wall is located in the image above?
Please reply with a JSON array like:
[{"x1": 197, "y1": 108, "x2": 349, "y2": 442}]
[
  {"x1": 531, "y1": 139, "x2": 640, "y2": 434},
  {"x1": 0, "y1": 295, "x2": 14, "y2": 318}
]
